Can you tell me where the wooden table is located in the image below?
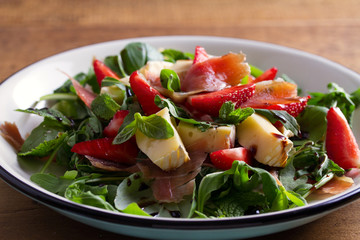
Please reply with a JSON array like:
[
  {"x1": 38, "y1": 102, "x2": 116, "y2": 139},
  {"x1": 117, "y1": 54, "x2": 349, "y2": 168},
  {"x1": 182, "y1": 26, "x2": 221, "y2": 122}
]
[{"x1": 1, "y1": 0, "x2": 360, "y2": 239}]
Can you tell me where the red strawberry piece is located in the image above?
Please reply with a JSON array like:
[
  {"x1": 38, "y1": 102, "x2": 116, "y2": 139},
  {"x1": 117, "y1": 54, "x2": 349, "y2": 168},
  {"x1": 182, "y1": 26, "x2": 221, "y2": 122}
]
[
  {"x1": 71, "y1": 137, "x2": 138, "y2": 165},
  {"x1": 241, "y1": 96, "x2": 310, "y2": 117},
  {"x1": 326, "y1": 107, "x2": 360, "y2": 169},
  {"x1": 187, "y1": 84, "x2": 256, "y2": 116},
  {"x1": 193, "y1": 46, "x2": 209, "y2": 64},
  {"x1": 210, "y1": 147, "x2": 252, "y2": 170},
  {"x1": 129, "y1": 71, "x2": 165, "y2": 115},
  {"x1": 103, "y1": 110, "x2": 129, "y2": 137},
  {"x1": 93, "y1": 59, "x2": 119, "y2": 86},
  {"x1": 253, "y1": 67, "x2": 278, "y2": 83}
]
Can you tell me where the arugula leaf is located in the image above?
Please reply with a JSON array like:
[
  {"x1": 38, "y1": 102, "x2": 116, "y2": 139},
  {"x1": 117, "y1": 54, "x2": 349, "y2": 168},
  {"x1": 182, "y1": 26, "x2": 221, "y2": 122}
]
[
  {"x1": 160, "y1": 69, "x2": 181, "y2": 92},
  {"x1": 255, "y1": 109, "x2": 300, "y2": 136},
  {"x1": 120, "y1": 42, "x2": 163, "y2": 75},
  {"x1": 154, "y1": 96, "x2": 211, "y2": 132},
  {"x1": 19, "y1": 119, "x2": 68, "y2": 157},
  {"x1": 161, "y1": 48, "x2": 193, "y2": 63},
  {"x1": 90, "y1": 93, "x2": 121, "y2": 120},
  {"x1": 16, "y1": 108, "x2": 74, "y2": 127},
  {"x1": 218, "y1": 101, "x2": 254, "y2": 124},
  {"x1": 308, "y1": 82, "x2": 359, "y2": 125},
  {"x1": 296, "y1": 105, "x2": 328, "y2": 142}
]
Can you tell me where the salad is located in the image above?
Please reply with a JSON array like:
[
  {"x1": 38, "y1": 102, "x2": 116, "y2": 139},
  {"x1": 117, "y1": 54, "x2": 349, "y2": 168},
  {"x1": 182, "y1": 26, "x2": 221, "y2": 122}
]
[{"x1": 1, "y1": 42, "x2": 360, "y2": 218}]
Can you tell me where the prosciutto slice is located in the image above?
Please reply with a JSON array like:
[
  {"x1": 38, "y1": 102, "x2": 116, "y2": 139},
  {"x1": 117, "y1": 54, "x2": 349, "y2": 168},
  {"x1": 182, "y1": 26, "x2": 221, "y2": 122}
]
[{"x1": 137, "y1": 151, "x2": 207, "y2": 203}]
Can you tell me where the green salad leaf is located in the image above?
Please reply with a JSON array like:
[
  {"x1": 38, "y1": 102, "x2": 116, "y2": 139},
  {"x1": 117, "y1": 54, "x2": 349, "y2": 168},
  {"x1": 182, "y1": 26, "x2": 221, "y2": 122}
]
[{"x1": 121, "y1": 42, "x2": 163, "y2": 75}]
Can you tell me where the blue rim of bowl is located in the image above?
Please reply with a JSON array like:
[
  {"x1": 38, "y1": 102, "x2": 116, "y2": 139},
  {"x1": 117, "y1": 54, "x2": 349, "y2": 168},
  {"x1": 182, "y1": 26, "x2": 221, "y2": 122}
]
[{"x1": 1, "y1": 36, "x2": 360, "y2": 230}]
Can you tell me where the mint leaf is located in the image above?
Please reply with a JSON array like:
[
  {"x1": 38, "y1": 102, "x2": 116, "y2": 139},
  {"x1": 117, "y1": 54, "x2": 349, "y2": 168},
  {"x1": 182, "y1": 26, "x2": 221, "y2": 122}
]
[
  {"x1": 134, "y1": 112, "x2": 174, "y2": 139},
  {"x1": 91, "y1": 93, "x2": 120, "y2": 120},
  {"x1": 17, "y1": 108, "x2": 74, "y2": 127},
  {"x1": 19, "y1": 119, "x2": 67, "y2": 157},
  {"x1": 218, "y1": 101, "x2": 254, "y2": 124},
  {"x1": 160, "y1": 69, "x2": 181, "y2": 92}
]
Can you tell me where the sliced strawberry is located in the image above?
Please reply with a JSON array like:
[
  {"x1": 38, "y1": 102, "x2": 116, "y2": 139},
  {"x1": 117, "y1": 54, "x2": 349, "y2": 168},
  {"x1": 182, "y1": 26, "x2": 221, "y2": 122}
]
[
  {"x1": 326, "y1": 107, "x2": 360, "y2": 169},
  {"x1": 193, "y1": 46, "x2": 209, "y2": 64},
  {"x1": 93, "y1": 59, "x2": 119, "y2": 87},
  {"x1": 70, "y1": 75, "x2": 97, "y2": 108},
  {"x1": 103, "y1": 110, "x2": 129, "y2": 137},
  {"x1": 210, "y1": 147, "x2": 252, "y2": 170},
  {"x1": 129, "y1": 71, "x2": 165, "y2": 115},
  {"x1": 252, "y1": 67, "x2": 278, "y2": 83},
  {"x1": 71, "y1": 137, "x2": 138, "y2": 165},
  {"x1": 187, "y1": 84, "x2": 256, "y2": 116},
  {"x1": 241, "y1": 96, "x2": 309, "y2": 117},
  {"x1": 181, "y1": 52, "x2": 250, "y2": 92}
]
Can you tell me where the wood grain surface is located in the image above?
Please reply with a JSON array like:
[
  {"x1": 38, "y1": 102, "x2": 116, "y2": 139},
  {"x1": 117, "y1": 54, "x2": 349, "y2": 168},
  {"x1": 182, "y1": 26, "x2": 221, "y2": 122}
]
[{"x1": 1, "y1": 0, "x2": 360, "y2": 239}]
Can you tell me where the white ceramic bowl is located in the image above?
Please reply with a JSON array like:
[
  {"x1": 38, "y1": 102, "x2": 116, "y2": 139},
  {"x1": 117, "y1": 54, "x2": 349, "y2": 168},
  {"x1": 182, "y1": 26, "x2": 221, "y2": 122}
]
[{"x1": 1, "y1": 36, "x2": 360, "y2": 240}]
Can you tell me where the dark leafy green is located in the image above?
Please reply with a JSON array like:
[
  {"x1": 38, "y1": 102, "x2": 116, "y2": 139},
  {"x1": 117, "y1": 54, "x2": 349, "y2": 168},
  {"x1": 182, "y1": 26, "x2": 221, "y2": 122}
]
[
  {"x1": 160, "y1": 69, "x2": 181, "y2": 92},
  {"x1": 255, "y1": 109, "x2": 300, "y2": 136},
  {"x1": 218, "y1": 101, "x2": 254, "y2": 124},
  {"x1": 113, "y1": 112, "x2": 174, "y2": 144},
  {"x1": 196, "y1": 161, "x2": 305, "y2": 217},
  {"x1": 308, "y1": 82, "x2": 360, "y2": 125},
  {"x1": 121, "y1": 42, "x2": 163, "y2": 75},
  {"x1": 161, "y1": 48, "x2": 193, "y2": 63}
]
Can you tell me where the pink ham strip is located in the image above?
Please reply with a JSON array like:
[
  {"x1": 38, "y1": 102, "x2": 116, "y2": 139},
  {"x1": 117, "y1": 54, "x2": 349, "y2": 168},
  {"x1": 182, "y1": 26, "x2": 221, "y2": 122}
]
[{"x1": 137, "y1": 151, "x2": 207, "y2": 203}]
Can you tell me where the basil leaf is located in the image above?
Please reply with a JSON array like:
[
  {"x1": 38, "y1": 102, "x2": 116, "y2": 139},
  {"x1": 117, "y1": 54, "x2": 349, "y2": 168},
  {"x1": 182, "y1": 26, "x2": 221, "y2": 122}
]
[
  {"x1": 121, "y1": 42, "x2": 163, "y2": 75},
  {"x1": 255, "y1": 109, "x2": 300, "y2": 136},
  {"x1": 113, "y1": 120, "x2": 137, "y2": 144},
  {"x1": 135, "y1": 112, "x2": 174, "y2": 139},
  {"x1": 16, "y1": 108, "x2": 74, "y2": 127},
  {"x1": 160, "y1": 69, "x2": 181, "y2": 92},
  {"x1": 161, "y1": 48, "x2": 193, "y2": 63},
  {"x1": 91, "y1": 93, "x2": 121, "y2": 120}
]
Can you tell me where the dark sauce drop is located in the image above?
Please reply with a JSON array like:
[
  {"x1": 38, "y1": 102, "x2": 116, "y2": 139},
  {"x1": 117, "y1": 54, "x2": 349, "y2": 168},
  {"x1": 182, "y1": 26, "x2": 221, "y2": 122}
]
[{"x1": 169, "y1": 210, "x2": 181, "y2": 218}]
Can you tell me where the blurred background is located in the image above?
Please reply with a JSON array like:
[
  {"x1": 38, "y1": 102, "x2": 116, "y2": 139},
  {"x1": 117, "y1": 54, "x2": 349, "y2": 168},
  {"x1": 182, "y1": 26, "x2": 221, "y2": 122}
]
[{"x1": 1, "y1": 0, "x2": 360, "y2": 239}]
